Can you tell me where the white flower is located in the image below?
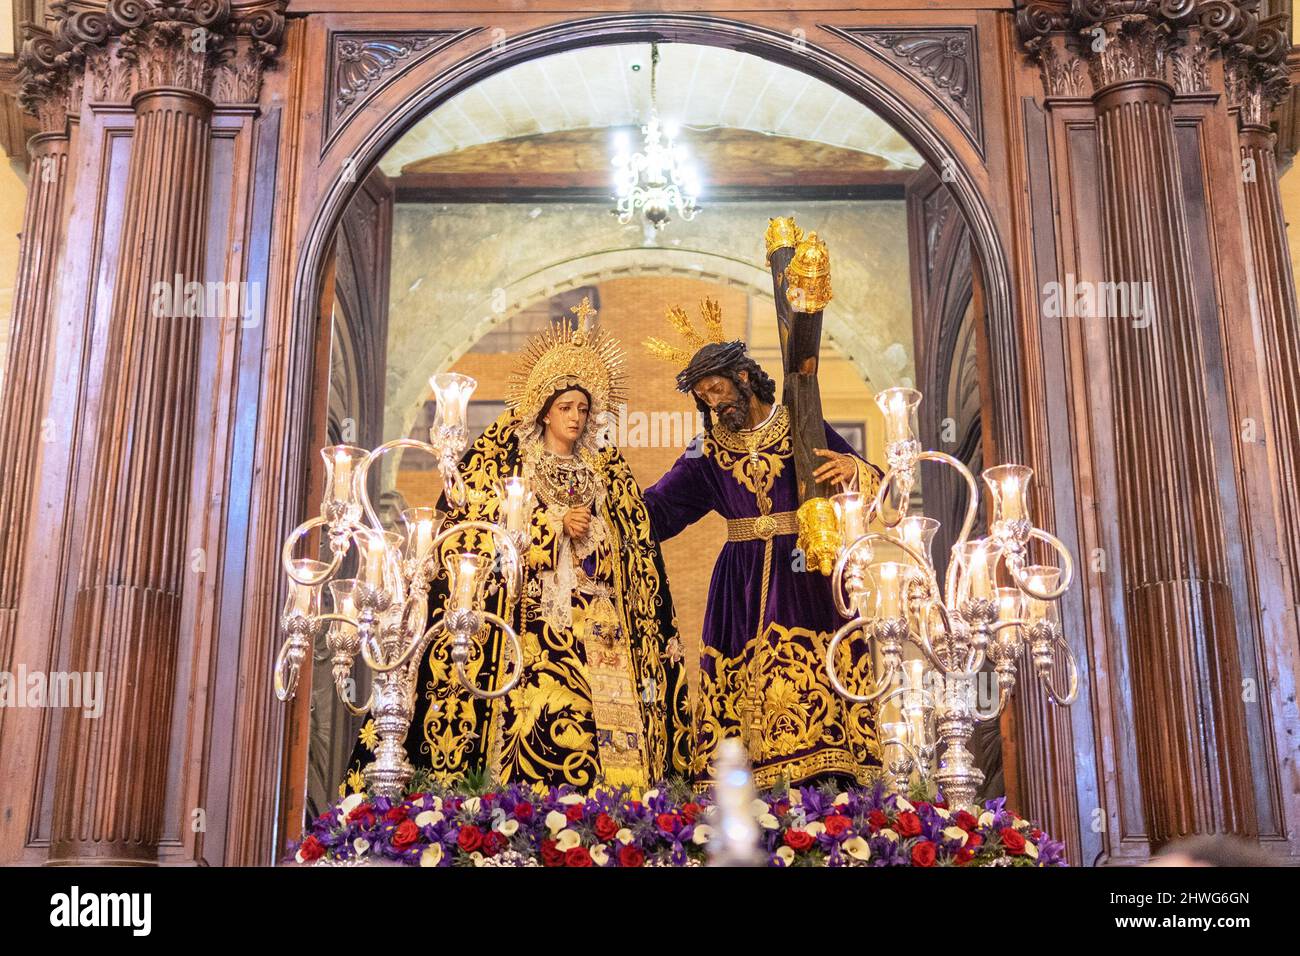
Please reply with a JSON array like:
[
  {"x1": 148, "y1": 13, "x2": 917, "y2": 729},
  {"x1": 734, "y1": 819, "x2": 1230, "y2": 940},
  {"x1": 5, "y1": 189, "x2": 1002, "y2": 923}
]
[
  {"x1": 419, "y1": 844, "x2": 443, "y2": 867},
  {"x1": 1026, "y1": 841, "x2": 1039, "y2": 860},
  {"x1": 428, "y1": 796, "x2": 443, "y2": 811},
  {"x1": 758, "y1": 813, "x2": 780, "y2": 830},
  {"x1": 415, "y1": 810, "x2": 443, "y2": 828},
  {"x1": 462, "y1": 797, "x2": 482, "y2": 815},
  {"x1": 590, "y1": 844, "x2": 609, "y2": 866},
  {"x1": 340, "y1": 793, "x2": 366, "y2": 818},
  {"x1": 615, "y1": 828, "x2": 635, "y2": 845},
  {"x1": 1014, "y1": 818, "x2": 1032, "y2": 831},
  {"x1": 880, "y1": 828, "x2": 899, "y2": 842},
  {"x1": 805, "y1": 821, "x2": 826, "y2": 837},
  {"x1": 558, "y1": 793, "x2": 586, "y2": 805},
  {"x1": 470, "y1": 851, "x2": 486, "y2": 867},
  {"x1": 775, "y1": 846, "x2": 796, "y2": 867},
  {"x1": 935, "y1": 807, "x2": 951, "y2": 820},
  {"x1": 788, "y1": 790, "x2": 803, "y2": 807},
  {"x1": 353, "y1": 837, "x2": 370, "y2": 857},
  {"x1": 978, "y1": 811, "x2": 995, "y2": 828},
  {"x1": 555, "y1": 829, "x2": 582, "y2": 851},
  {"x1": 894, "y1": 797, "x2": 914, "y2": 812},
  {"x1": 545, "y1": 810, "x2": 568, "y2": 835},
  {"x1": 843, "y1": 836, "x2": 871, "y2": 862},
  {"x1": 691, "y1": 825, "x2": 713, "y2": 845},
  {"x1": 498, "y1": 819, "x2": 519, "y2": 837},
  {"x1": 750, "y1": 798, "x2": 771, "y2": 817},
  {"x1": 943, "y1": 826, "x2": 969, "y2": 846},
  {"x1": 642, "y1": 789, "x2": 660, "y2": 801},
  {"x1": 832, "y1": 792, "x2": 850, "y2": 807}
]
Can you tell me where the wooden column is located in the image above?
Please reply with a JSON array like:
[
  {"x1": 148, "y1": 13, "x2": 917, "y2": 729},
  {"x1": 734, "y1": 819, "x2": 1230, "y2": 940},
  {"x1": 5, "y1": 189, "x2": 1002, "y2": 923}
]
[
  {"x1": 1086, "y1": 9, "x2": 1255, "y2": 845},
  {"x1": 47, "y1": 3, "x2": 226, "y2": 866},
  {"x1": 1232, "y1": 56, "x2": 1300, "y2": 620},
  {"x1": 0, "y1": 28, "x2": 77, "y2": 715}
]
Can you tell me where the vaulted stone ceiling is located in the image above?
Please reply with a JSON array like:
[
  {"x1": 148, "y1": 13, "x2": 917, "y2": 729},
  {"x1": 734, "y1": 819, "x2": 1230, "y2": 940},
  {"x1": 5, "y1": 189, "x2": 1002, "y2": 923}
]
[{"x1": 380, "y1": 42, "x2": 924, "y2": 175}]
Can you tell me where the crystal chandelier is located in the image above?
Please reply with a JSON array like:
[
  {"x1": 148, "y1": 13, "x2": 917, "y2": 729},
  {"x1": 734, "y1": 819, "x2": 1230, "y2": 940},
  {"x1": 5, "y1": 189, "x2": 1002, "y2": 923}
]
[
  {"x1": 824, "y1": 386, "x2": 1078, "y2": 811},
  {"x1": 611, "y1": 42, "x2": 701, "y2": 230}
]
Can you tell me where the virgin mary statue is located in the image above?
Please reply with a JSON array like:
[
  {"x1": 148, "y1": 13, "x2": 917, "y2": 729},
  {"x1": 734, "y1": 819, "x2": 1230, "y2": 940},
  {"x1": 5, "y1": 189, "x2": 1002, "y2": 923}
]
[{"x1": 341, "y1": 299, "x2": 691, "y2": 794}]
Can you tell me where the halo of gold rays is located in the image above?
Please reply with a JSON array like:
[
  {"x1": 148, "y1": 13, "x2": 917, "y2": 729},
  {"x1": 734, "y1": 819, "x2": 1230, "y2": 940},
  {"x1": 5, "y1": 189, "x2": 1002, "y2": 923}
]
[
  {"x1": 644, "y1": 297, "x2": 729, "y2": 370},
  {"x1": 507, "y1": 296, "x2": 628, "y2": 426}
]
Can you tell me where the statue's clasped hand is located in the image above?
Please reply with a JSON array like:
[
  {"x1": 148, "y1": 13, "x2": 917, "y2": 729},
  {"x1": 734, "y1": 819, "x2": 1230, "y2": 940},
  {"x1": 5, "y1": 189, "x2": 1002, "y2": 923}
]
[{"x1": 562, "y1": 505, "x2": 592, "y2": 539}]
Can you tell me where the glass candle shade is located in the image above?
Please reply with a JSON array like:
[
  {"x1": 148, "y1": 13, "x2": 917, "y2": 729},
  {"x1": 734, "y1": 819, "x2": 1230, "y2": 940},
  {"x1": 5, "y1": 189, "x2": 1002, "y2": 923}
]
[
  {"x1": 328, "y1": 578, "x2": 360, "y2": 622},
  {"x1": 358, "y1": 530, "x2": 403, "y2": 594},
  {"x1": 446, "y1": 551, "x2": 490, "y2": 612},
  {"x1": 995, "y1": 586, "x2": 1024, "y2": 624},
  {"x1": 955, "y1": 538, "x2": 1000, "y2": 602},
  {"x1": 983, "y1": 463, "x2": 1033, "y2": 525},
  {"x1": 831, "y1": 491, "x2": 869, "y2": 547},
  {"x1": 283, "y1": 560, "x2": 327, "y2": 620},
  {"x1": 499, "y1": 476, "x2": 534, "y2": 538},
  {"x1": 872, "y1": 562, "x2": 907, "y2": 620},
  {"x1": 896, "y1": 516, "x2": 939, "y2": 567},
  {"x1": 320, "y1": 445, "x2": 369, "y2": 521},
  {"x1": 400, "y1": 507, "x2": 445, "y2": 564},
  {"x1": 430, "y1": 373, "x2": 477, "y2": 437},
  {"x1": 874, "y1": 387, "x2": 922, "y2": 445},
  {"x1": 883, "y1": 721, "x2": 909, "y2": 745},
  {"x1": 1022, "y1": 566, "x2": 1062, "y2": 623}
]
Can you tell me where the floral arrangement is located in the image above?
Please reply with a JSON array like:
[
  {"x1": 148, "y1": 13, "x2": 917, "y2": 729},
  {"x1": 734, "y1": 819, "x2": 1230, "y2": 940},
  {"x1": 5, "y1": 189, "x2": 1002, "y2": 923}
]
[{"x1": 290, "y1": 775, "x2": 1066, "y2": 867}]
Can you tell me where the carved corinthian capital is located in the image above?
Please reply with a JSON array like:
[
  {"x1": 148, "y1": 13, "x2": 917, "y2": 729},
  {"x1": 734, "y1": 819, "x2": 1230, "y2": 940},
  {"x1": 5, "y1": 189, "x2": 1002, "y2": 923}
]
[
  {"x1": 1016, "y1": 0, "x2": 1292, "y2": 107},
  {"x1": 24, "y1": 1, "x2": 286, "y2": 110}
]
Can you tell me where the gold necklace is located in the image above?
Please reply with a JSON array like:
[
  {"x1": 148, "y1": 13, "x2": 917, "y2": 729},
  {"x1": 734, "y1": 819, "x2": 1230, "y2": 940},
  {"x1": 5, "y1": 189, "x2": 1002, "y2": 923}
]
[{"x1": 534, "y1": 449, "x2": 599, "y2": 511}]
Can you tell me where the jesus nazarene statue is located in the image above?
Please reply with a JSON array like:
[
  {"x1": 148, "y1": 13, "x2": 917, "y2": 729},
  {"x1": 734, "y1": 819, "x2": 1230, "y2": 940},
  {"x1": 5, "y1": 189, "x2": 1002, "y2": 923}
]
[{"x1": 643, "y1": 301, "x2": 885, "y2": 790}]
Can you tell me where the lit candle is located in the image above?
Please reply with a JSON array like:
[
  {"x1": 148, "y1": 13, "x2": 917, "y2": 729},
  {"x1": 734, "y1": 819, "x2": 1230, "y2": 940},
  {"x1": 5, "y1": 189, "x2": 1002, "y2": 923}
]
[
  {"x1": 964, "y1": 542, "x2": 994, "y2": 600},
  {"x1": 883, "y1": 721, "x2": 908, "y2": 745},
  {"x1": 997, "y1": 587, "x2": 1021, "y2": 623},
  {"x1": 832, "y1": 492, "x2": 867, "y2": 546},
  {"x1": 904, "y1": 659, "x2": 925, "y2": 692},
  {"x1": 329, "y1": 579, "x2": 359, "y2": 621},
  {"x1": 454, "y1": 553, "x2": 480, "y2": 609},
  {"x1": 1002, "y1": 474, "x2": 1024, "y2": 520},
  {"x1": 332, "y1": 449, "x2": 351, "y2": 500},
  {"x1": 430, "y1": 373, "x2": 476, "y2": 434},
  {"x1": 875, "y1": 388, "x2": 921, "y2": 446},
  {"x1": 1022, "y1": 566, "x2": 1060, "y2": 621},
  {"x1": 503, "y1": 477, "x2": 529, "y2": 536},
  {"x1": 875, "y1": 562, "x2": 905, "y2": 619},
  {"x1": 360, "y1": 533, "x2": 390, "y2": 589},
  {"x1": 983, "y1": 464, "x2": 1033, "y2": 526}
]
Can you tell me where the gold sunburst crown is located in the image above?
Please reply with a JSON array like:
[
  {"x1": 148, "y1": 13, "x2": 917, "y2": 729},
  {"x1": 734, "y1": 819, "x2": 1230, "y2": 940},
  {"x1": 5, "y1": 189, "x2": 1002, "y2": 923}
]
[
  {"x1": 507, "y1": 296, "x2": 628, "y2": 426},
  {"x1": 643, "y1": 298, "x2": 729, "y2": 370}
]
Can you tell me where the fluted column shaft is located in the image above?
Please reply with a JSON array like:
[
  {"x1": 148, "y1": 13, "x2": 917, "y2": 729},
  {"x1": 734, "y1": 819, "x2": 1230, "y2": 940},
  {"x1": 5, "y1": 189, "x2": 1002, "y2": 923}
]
[
  {"x1": 1093, "y1": 73, "x2": 1256, "y2": 844},
  {"x1": 0, "y1": 130, "x2": 70, "y2": 685},
  {"x1": 48, "y1": 86, "x2": 214, "y2": 864}
]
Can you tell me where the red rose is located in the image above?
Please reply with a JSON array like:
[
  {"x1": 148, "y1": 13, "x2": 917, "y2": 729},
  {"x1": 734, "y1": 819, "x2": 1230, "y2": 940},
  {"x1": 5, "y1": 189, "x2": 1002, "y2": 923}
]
[
  {"x1": 457, "y1": 825, "x2": 483, "y2": 852},
  {"x1": 956, "y1": 846, "x2": 976, "y2": 865},
  {"x1": 867, "y1": 809, "x2": 889, "y2": 831},
  {"x1": 541, "y1": 839, "x2": 565, "y2": 867},
  {"x1": 347, "y1": 803, "x2": 375, "y2": 828},
  {"x1": 824, "y1": 814, "x2": 851, "y2": 837},
  {"x1": 773, "y1": 801, "x2": 790, "y2": 817},
  {"x1": 513, "y1": 801, "x2": 534, "y2": 821},
  {"x1": 915, "y1": 802, "x2": 931, "y2": 812},
  {"x1": 935, "y1": 799, "x2": 948, "y2": 810},
  {"x1": 955, "y1": 811, "x2": 978, "y2": 832},
  {"x1": 619, "y1": 844, "x2": 645, "y2": 867},
  {"x1": 627, "y1": 801, "x2": 643, "y2": 813},
  {"x1": 481, "y1": 831, "x2": 506, "y2": 857},
  {"x1": 682, "y1": 802, "x2": 701, "y2": 824},
  {"x1": 565, "y1": 804, "x2": 584, "y2": 823},
  {"x1": 384, "y1": 805, "x2": 409, "y2": 823},
  {"x1": 1031, "y1": 828, "x2": 1044, "y2": 841},
  {"x1": 783, "y1": 829, "x2": 815, "y2": 851},
  {"x1": 392, "y1": 819, "x2": 419, "y2": 849},
  {"x1": 896, "y1": 811, "x2": 922, "y2": 837},
  {"x1": 1000, "y1": 827, "x2": 1026, "y2": 855},
  {"x1": 967, "y1": 832, "x2": 984, "y2": 849},
  {"x1": 911, "y1": 840, "x2": 937, "y2": 867},
  {"x1": 482, "y1": 793, "x2": 496, "y2": 804},
  {"x1": 594, "y1": 813, "x2": 619, "y2": 842},
  {"x1": 655, "y1": 813, "x2": 679, "y2": 834},
  {"x1": 297, "y1": 836, "x2": 324, "y2": 862},
  {"x1": 565, "y1": 846, "x2": 593, "y2": 867}
]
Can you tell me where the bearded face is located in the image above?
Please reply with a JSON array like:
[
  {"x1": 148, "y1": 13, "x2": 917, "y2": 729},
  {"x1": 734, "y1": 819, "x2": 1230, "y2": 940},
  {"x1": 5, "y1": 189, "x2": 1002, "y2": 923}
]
[{"x1": 692, "y1": 373, "x2": 753, "y2": 431}]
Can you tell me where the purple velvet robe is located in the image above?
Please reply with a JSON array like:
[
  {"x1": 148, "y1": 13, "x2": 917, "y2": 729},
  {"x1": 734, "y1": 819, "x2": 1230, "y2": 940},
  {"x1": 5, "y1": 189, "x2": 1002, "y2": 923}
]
[{"x1": 644, "y1": 411, "x2": 882, "y2": 788}]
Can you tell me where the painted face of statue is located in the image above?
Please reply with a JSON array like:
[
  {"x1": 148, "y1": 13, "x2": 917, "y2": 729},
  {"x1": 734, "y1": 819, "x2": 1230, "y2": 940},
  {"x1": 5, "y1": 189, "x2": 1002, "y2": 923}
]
[
  {"x1": 541, "y1": 387, "x2": 591, "y2": 452},
  {"x1": 692, "y1": 372, "x2": 752, "y2": 431}
]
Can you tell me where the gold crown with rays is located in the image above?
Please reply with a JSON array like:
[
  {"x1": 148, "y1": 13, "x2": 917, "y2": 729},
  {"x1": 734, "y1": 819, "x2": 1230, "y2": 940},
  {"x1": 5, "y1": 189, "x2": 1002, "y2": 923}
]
[
  {"x1": 643, "y1": 298, "x2": 729, "y2": 370},
  {"x1": 507, "y1": 296, "x2": 628, "y2": 427}
]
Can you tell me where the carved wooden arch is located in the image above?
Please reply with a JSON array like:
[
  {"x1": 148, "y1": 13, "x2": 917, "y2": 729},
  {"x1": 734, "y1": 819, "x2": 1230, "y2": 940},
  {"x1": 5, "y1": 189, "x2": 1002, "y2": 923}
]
[{"x1": 290, "y1": 13, "x2": 1020, "y2": 453}]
